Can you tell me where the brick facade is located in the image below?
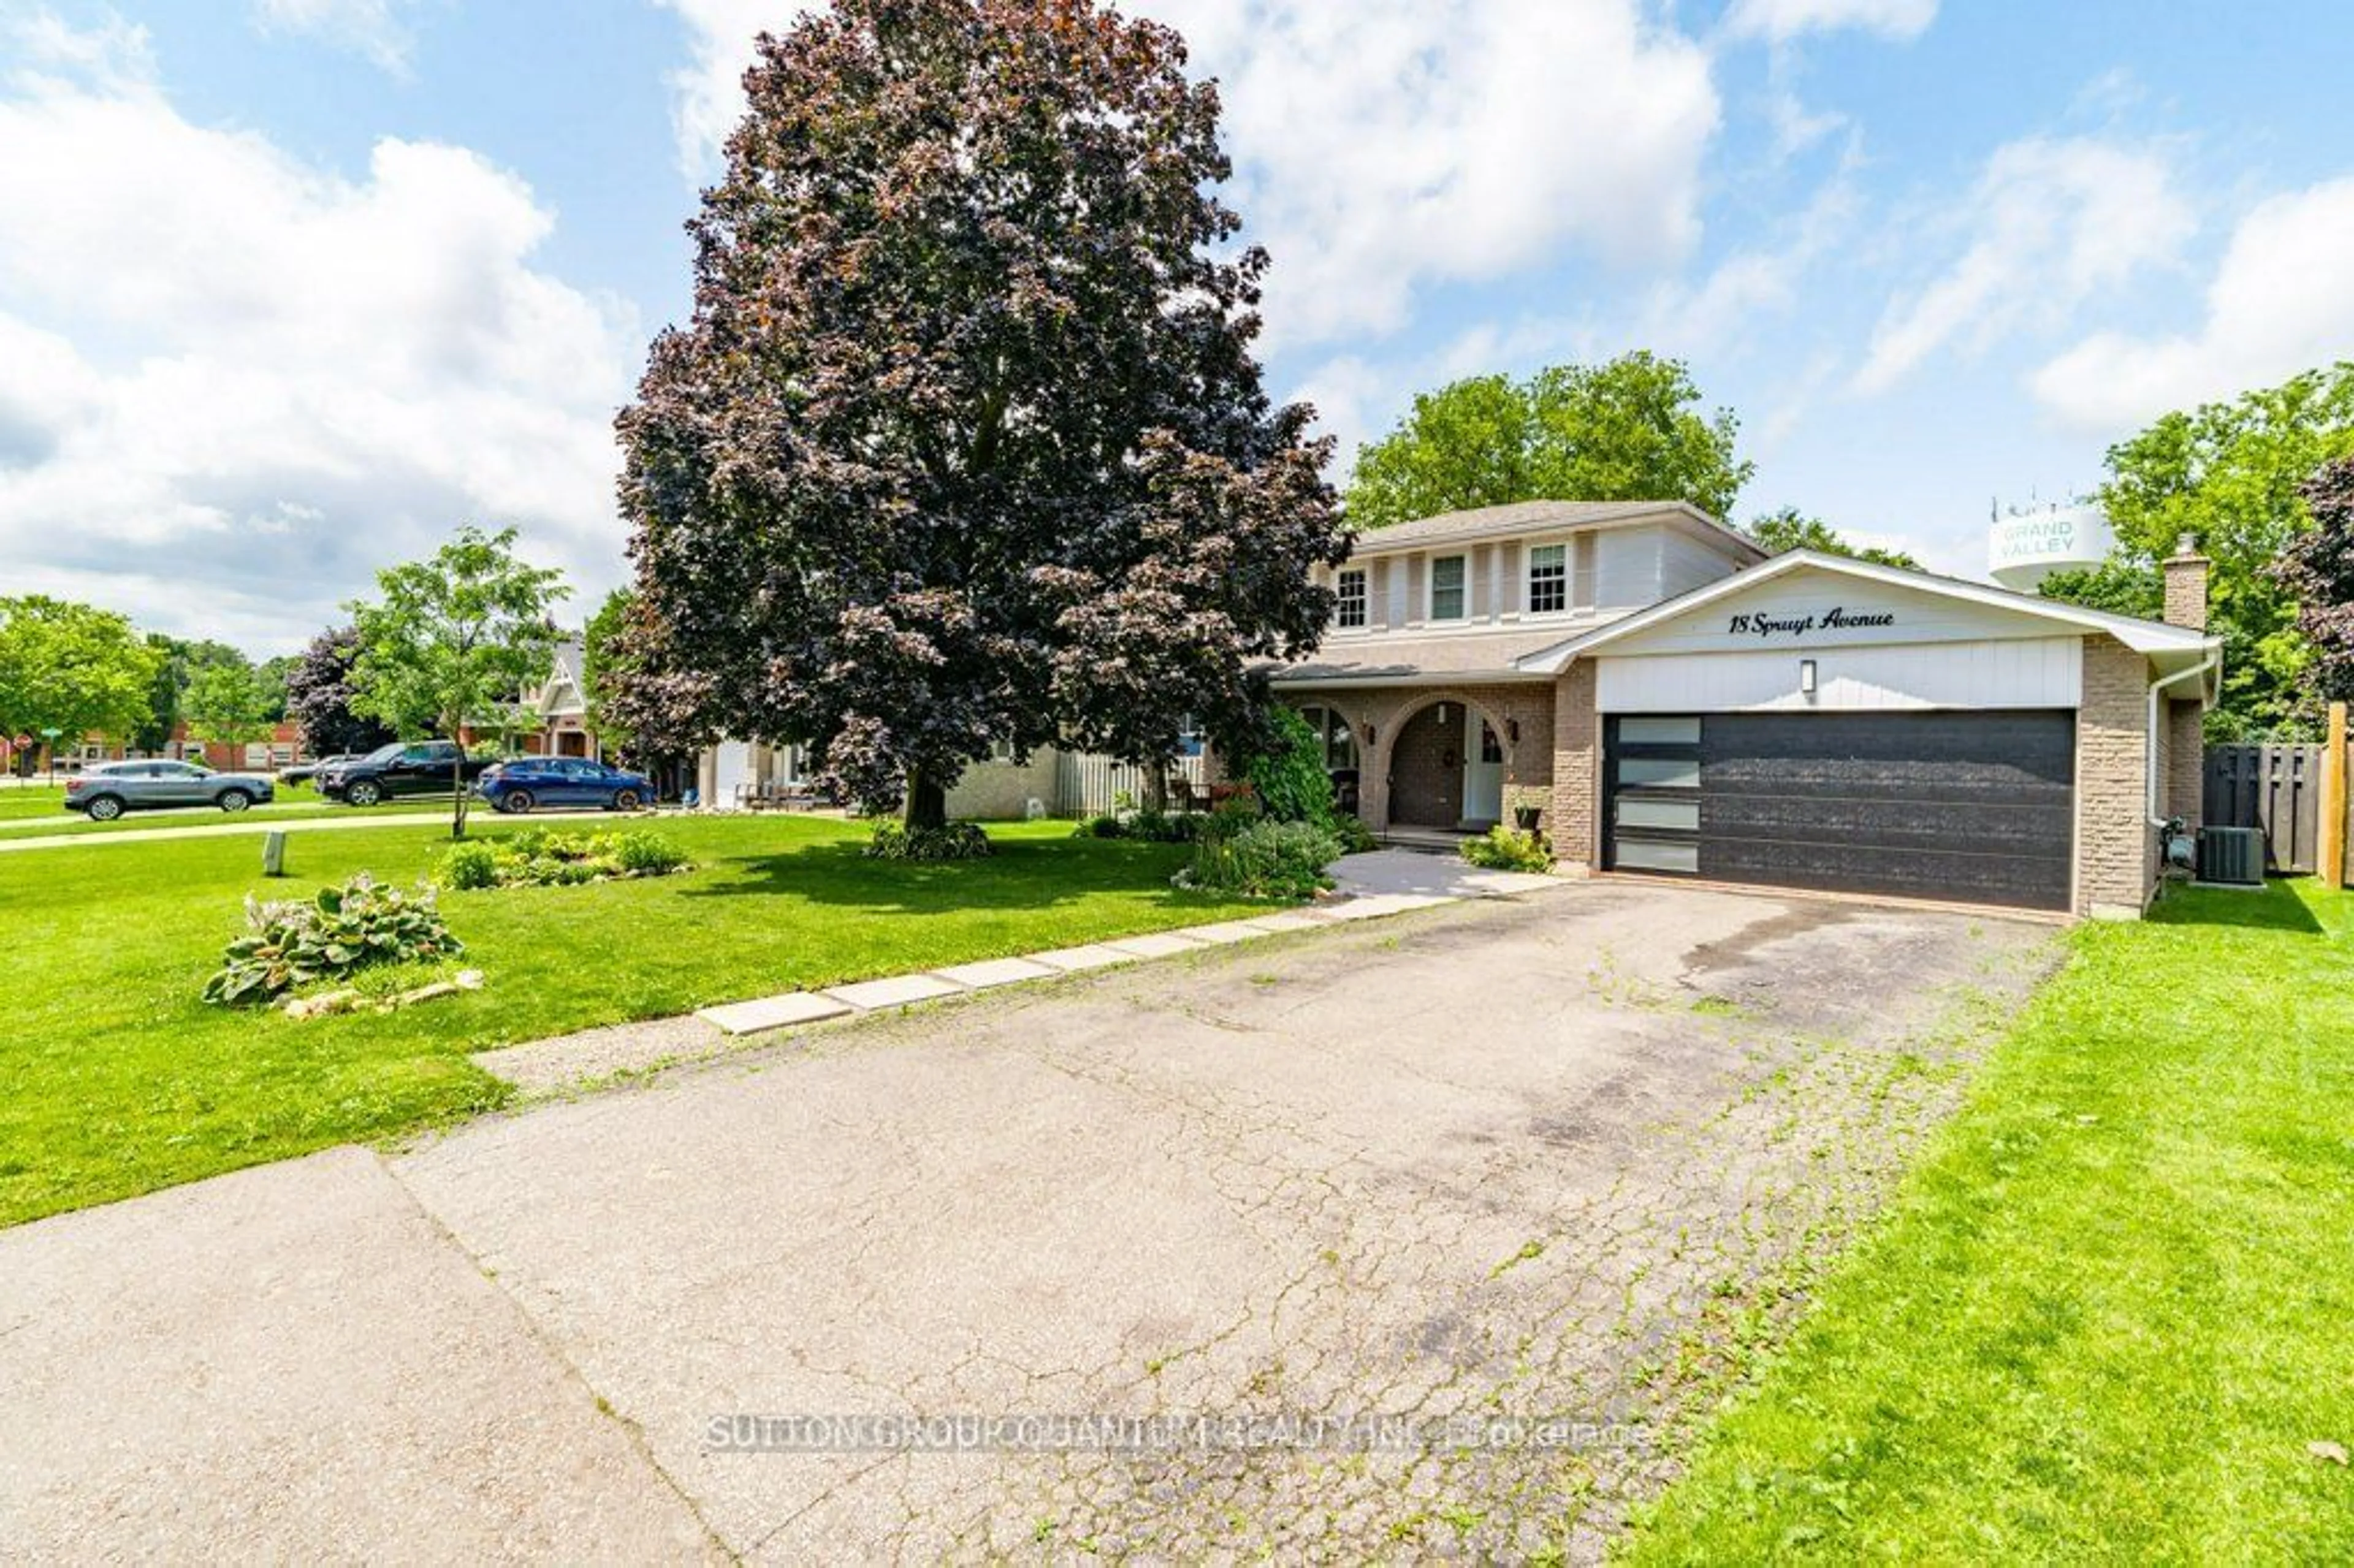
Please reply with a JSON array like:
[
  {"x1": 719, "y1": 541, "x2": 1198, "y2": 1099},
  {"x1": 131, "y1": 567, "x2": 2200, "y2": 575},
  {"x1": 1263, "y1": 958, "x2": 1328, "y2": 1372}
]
[
  {"x1": 1550, "y1": 661, "x2": 1599, "y2": 872},
  {"x1": 2076, "y1": 634, "x2": 2156, "y2": 917},
  {"x1": 1319, "y1": 683, "x2": 1555, "y2": 833},
  {"x1": 2164, "y1": 697, "x2": 2204, "y2": 825},
  {"x1": 2163, "y1": 544, "x2": 2211, "y2": 633}
]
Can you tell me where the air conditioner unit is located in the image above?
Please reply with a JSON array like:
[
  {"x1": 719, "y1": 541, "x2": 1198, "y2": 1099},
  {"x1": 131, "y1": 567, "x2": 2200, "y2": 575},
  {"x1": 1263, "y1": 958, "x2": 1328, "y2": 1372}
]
[{"x1": 2196, "y1": 826, "x2": 2266, "y2": 888}]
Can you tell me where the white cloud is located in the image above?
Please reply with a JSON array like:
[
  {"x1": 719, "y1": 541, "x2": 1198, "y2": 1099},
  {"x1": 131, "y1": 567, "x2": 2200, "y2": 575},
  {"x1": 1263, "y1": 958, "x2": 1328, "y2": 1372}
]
[
  {"x1": 248, "y1": 0, "x2": 422, "y2": 75},
  {"x1": 654, "y1": 0, "x2": 820, "y2": 180},
  {"x1": 2032, "y1": 175, "x2": 2354, "y2": 429},
  {"x1": 1852, "y1": 136, "x2": 2194, "y2": 394},
  {"x1": 0, "y1": 17, "x2": 639, "y2": 650},
  {"x1": 658, "y1": 0, "x2": 1720, "y2": 352},
  {"x1": 1723, "y1": 0, "x2": 1937, "y2": 43}
]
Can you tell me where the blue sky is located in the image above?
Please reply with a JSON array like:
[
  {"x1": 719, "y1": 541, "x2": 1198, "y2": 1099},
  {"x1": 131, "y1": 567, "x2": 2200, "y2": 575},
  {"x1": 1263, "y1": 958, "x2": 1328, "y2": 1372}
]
[{"x1": 4, "y1": 0, "x2": 2352, "y2": 651}]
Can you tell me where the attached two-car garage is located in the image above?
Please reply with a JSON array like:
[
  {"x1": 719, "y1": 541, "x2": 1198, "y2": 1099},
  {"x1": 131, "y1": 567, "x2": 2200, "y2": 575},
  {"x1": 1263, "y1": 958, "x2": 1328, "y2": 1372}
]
[
  {"x1": 1602, "y1": 710, "x2": 2077, "y2": 912},
  {"x1": 1520, "y1": 549, "x2": 2222, "y2": 920}
]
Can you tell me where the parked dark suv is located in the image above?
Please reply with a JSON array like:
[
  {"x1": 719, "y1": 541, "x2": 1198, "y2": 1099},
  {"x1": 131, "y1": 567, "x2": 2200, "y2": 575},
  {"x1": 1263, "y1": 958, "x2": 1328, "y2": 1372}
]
[{"x1": 318, "y1": 740, "x2": 497, "y2": 806}]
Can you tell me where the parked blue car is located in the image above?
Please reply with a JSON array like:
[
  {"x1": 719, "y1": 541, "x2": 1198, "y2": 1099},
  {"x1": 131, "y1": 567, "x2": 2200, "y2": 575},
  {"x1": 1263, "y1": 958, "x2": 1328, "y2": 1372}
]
[{"x1": 474, "y1": 757, "x2": 657, "y2": 815}]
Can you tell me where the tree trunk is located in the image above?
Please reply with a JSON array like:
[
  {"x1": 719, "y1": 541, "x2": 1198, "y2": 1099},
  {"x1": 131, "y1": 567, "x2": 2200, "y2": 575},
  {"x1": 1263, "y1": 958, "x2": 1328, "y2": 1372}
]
[
  {"x1": 1141, "y1": 758, "x2": 1170, "y2": 813},
  {"x1": 903, "y1": 767, "x2": 949, "y2": 831},
  {"x1": 450, "y1": 730, "x2": 468, "y2": 840}
]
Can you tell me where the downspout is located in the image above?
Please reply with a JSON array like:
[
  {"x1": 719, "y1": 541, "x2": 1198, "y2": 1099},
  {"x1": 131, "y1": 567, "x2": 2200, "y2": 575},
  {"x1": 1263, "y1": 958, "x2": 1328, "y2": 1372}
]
[{"x1": 2146, "y1": 649, "x2": 2222, "y2": 825}]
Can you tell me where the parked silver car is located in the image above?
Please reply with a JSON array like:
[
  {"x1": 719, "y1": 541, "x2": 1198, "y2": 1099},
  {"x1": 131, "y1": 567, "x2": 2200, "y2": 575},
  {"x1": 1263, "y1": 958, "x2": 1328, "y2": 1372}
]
[{"x1": 63, "y1": 760, "x2": 276, "y2": 821}]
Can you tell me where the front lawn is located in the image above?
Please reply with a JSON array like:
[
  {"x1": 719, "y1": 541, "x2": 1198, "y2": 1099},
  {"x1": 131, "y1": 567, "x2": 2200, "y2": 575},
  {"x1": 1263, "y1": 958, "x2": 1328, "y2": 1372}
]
[
  {"x1": 0, "y1": 816, "x2": 1262, "y2": 1227},
  {"x1": 1623, "y1": 879, "x2": 2354, "y2": 1561},
  {"x1": 0, "y1": 783, "x2": 67, "y2": 820}
]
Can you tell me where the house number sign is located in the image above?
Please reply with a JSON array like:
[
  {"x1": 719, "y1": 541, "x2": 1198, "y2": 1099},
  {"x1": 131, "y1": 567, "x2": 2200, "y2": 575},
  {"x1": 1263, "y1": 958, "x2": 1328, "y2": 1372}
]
[{"x1": 1724, "y1": 606, "x2": 1896, "y2": 640}]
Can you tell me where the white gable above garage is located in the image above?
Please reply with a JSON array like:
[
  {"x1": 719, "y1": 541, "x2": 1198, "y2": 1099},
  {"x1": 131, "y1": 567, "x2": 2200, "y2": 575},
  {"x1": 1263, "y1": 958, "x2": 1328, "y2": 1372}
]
[
  {"x1": 1583, "y1": 570, "x2": 2098, "y2": 659},
  {"x1": 1518, "y1": 550, "x2": 2219, "y2": 706},
  {"x1": 1597, "y1": 636, "x2": 2085, "y2": 713}
]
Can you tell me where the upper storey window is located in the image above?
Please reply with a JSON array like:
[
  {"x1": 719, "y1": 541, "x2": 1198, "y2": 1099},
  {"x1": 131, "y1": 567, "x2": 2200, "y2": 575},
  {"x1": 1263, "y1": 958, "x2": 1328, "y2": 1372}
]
[
  {"x1": 1335, "y1": 568, "x2": 1367, "y2": 629},
  {"x1": 1528, "y1": 543, "x2": 1567, "y2": 613},
  {"x1": 1429, "y1": 555, "x2": 1467, "y2": 621}
]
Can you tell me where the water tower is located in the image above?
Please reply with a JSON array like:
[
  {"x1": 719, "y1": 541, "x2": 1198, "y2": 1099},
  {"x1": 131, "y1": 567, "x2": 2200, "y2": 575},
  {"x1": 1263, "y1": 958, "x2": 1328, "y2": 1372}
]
[{"x1": 1989, "y1": 500, "x2": 2114, "y2": 591}]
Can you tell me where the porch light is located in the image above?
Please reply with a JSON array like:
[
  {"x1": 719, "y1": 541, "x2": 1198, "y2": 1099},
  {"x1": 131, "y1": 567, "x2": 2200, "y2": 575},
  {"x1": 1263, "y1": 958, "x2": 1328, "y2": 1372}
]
[
  {"x1": 1506, "y1": 717, "x2": 1520, "y2": 744},
  {"x1": 1436, "y1": 703, "x2": 1449, "y2": 725},
  {"x1": 1799, "y1": 658, "x2": 1818, "y2": 696},
  {"x1": 1362, "y1": 722, "x2": 1376, "y2": 746}
]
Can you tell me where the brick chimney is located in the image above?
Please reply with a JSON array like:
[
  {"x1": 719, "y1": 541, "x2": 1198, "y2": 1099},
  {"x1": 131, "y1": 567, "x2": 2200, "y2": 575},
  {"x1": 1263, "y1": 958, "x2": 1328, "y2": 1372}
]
[{"x1": 2163, "y1": 533, "x2": 2210, "y2": 631}]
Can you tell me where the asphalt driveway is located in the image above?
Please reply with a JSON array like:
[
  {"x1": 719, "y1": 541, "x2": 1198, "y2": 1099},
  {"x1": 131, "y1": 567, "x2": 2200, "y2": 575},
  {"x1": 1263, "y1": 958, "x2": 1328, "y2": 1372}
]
[{"x1": 0, "y1": 881, "x2": 2055, "y2": 1561}]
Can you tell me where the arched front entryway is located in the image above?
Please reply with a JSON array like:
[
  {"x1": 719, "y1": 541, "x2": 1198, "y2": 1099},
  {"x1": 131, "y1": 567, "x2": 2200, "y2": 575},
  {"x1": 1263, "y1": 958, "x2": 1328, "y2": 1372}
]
[
  {"x1": 1373, "y1": 693, "x2": 1512, "y2": 832},
  {"x1": 1287, "y1": 700, "x2": 1366, "y2": 820}
]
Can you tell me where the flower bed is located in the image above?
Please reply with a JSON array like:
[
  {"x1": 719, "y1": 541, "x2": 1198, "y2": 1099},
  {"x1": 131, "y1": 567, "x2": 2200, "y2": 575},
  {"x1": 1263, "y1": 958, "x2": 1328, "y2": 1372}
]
[{"x1": 436, "y1": 828, "x2": 691, "y2": 890}]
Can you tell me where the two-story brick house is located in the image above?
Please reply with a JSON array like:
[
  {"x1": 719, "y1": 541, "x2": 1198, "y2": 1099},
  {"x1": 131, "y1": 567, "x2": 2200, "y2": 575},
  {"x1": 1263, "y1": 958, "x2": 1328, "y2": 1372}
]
[{"x1": 1273, "y1": 500, "x2": 2221, "y2": 919}]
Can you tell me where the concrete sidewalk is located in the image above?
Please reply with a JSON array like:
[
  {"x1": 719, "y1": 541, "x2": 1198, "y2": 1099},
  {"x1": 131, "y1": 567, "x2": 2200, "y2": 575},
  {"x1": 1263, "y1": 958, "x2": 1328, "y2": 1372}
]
[
  {"x1": 0, "y1": 1146, "x2": 717, "y2": 1559},
  {"x1": 0, "y1": 807, "x2": 633, "y2": 853}
]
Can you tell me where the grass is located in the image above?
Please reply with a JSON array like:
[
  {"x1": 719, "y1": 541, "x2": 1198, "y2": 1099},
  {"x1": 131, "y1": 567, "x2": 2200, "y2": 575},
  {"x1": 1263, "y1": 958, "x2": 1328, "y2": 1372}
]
[
  {"x1": 0, "y1": 815, "x2": 1267, "y2": 1227},
  {"x1": 1621, "y1": 878, "x2": 2354, "y2": 1562}
]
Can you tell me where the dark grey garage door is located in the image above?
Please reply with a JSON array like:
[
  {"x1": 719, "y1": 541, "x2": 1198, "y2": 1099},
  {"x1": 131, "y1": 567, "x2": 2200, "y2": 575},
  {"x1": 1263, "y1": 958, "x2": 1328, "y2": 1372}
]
[{"x1": 1605, "y1": 711, "x2": 2076, "y2": 911}]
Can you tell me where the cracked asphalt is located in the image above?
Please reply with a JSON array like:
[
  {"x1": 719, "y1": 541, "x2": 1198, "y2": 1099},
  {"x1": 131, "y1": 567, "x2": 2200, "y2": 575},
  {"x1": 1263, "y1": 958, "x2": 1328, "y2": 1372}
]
[{"x1": 0, "y1": 881, "x2": 2057, "y2": 1562}]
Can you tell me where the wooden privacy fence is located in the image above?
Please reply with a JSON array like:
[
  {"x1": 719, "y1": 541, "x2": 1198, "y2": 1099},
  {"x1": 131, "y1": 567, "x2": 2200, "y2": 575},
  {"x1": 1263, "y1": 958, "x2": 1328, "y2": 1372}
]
[
  {"x1": 1054, "y1": 752, "x2": 1208, "y2": 816},
  {"x1": 2204, "y1": 743, "x2": 2321, "y2": 874}
]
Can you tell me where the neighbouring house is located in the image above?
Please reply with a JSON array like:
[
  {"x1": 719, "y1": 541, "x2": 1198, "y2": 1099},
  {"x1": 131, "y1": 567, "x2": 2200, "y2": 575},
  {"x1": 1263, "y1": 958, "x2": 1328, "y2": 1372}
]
[
  {"x1": 1271, "y1": 500, "x2": 2220, "y2": 919},
  {"x1": 523, "y1": 637, "x2": 600, "y2": 761},
  {"x1": 62, "y1": 722, "x2": 311, "y2": 774},
  {"x1": 695, "y1": 736, "x2": 1206, "y2": 816}
]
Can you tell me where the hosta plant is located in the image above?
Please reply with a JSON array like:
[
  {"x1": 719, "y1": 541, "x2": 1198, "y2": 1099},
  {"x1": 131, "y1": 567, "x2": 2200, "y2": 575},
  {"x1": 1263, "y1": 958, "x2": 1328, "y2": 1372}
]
[{"x1": 204, "y1": 875, "x2": 463, "y2": 1008}]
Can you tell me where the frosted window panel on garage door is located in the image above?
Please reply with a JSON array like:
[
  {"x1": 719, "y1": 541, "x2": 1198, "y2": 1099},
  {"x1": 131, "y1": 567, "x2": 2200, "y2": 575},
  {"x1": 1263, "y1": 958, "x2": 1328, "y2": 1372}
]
[
  {"x1": 1617, "y1": 756, "x2": 1701, "y2": 788},
  {"x1": 1617, "y1": 797, "x2": 1701, "y2": 831},
  {"x1": 1617, "y1": 716, "x2": 1701, "y2": 745},
  {"x1": 1615, "y1": 839, "x2": 1700, "y2": 873}
]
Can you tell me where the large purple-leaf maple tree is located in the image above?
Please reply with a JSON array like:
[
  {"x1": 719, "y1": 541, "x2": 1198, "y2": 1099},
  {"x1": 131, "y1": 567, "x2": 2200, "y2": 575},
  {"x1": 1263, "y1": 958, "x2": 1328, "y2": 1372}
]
[{"x1": 609, "y1": 0, "x2": 1349, "y2": 827}]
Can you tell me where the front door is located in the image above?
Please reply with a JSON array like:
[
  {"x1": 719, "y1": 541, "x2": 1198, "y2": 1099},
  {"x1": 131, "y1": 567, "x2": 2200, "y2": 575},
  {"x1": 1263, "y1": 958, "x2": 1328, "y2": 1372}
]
[
  {"x1": 1388, "y1": 704, "x2": 1463, "y2": 828},
  {"x1": 1462, "y1": 714, "x2": 1504, "y2": 827}
]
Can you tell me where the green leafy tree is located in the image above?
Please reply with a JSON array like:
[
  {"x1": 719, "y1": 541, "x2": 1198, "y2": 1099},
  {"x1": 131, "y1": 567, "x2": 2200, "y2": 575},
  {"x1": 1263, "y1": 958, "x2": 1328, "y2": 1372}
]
[
  {"x1": 1346, "y1": 352, "x2": 1754, "y2": 528},
  {"x1": 346, "y1": 526, "x2": 569, "y2": 837},
  {"x1": 581, "y1": 588, "x2": 637, "y2": 753},
  {"x1": 255, "y1": 655, "x2": 297, "y2": 722},
  {"x1": 134, "y1": 635, "x2": 249, "y2": 753},
  {"x1": 610, "y1": 0, "x2": 1346, "y2": 829},
  {"x1": 2044, "y1": 363, "x2": 2354, "y2": 737},
  {"x1": 181, "y1": 659, "x2": 274, "y2": 752},
  {"x1": 1744, "y1": 507, "x2": 1924, "y2": 570},
  {"x1": 0, "y1": 596, "x2": 164, "y2": 770}
]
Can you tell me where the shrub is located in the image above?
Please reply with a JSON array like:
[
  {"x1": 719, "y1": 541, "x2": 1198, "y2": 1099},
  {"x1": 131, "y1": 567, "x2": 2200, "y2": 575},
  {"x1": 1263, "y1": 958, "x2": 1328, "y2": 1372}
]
[
  {"x1": 204, "y1": 875, "x2": 463, "y2": 1008},
  {"x1": 1332, "y1": 814, "x2": 1379, "y2": 855},
  {"x1": 1460, "y1": 826, "x2": 1553, "y2": 873},
  {"x1": 432, "y1": 828, "x2": 693, "y2": 890},
  {"x1": 438, "y1": 839, "x2": 501, "y2": 891},
  {"x1": 866, "y1": 821, "x2": 993, "y2": 861},
  {"x1": 1072, "y1": 807, "x2": 1208, "y2": 843},
  {"x1": 1242, "y1": 707, "x2": 1340, "y2": 827},
  {"x1": 608, "y1": 829, "x2": 690, "y2": 875},
  {"x1": 1178, "y1": 818, "x2": 1343, "y2": 900}
]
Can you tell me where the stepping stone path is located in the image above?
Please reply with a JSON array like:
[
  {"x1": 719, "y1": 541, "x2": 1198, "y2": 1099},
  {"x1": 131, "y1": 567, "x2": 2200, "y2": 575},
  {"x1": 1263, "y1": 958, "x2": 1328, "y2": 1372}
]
[{"x1": 473, "y1": 886, "x2": 1516, "y2": 1093}]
